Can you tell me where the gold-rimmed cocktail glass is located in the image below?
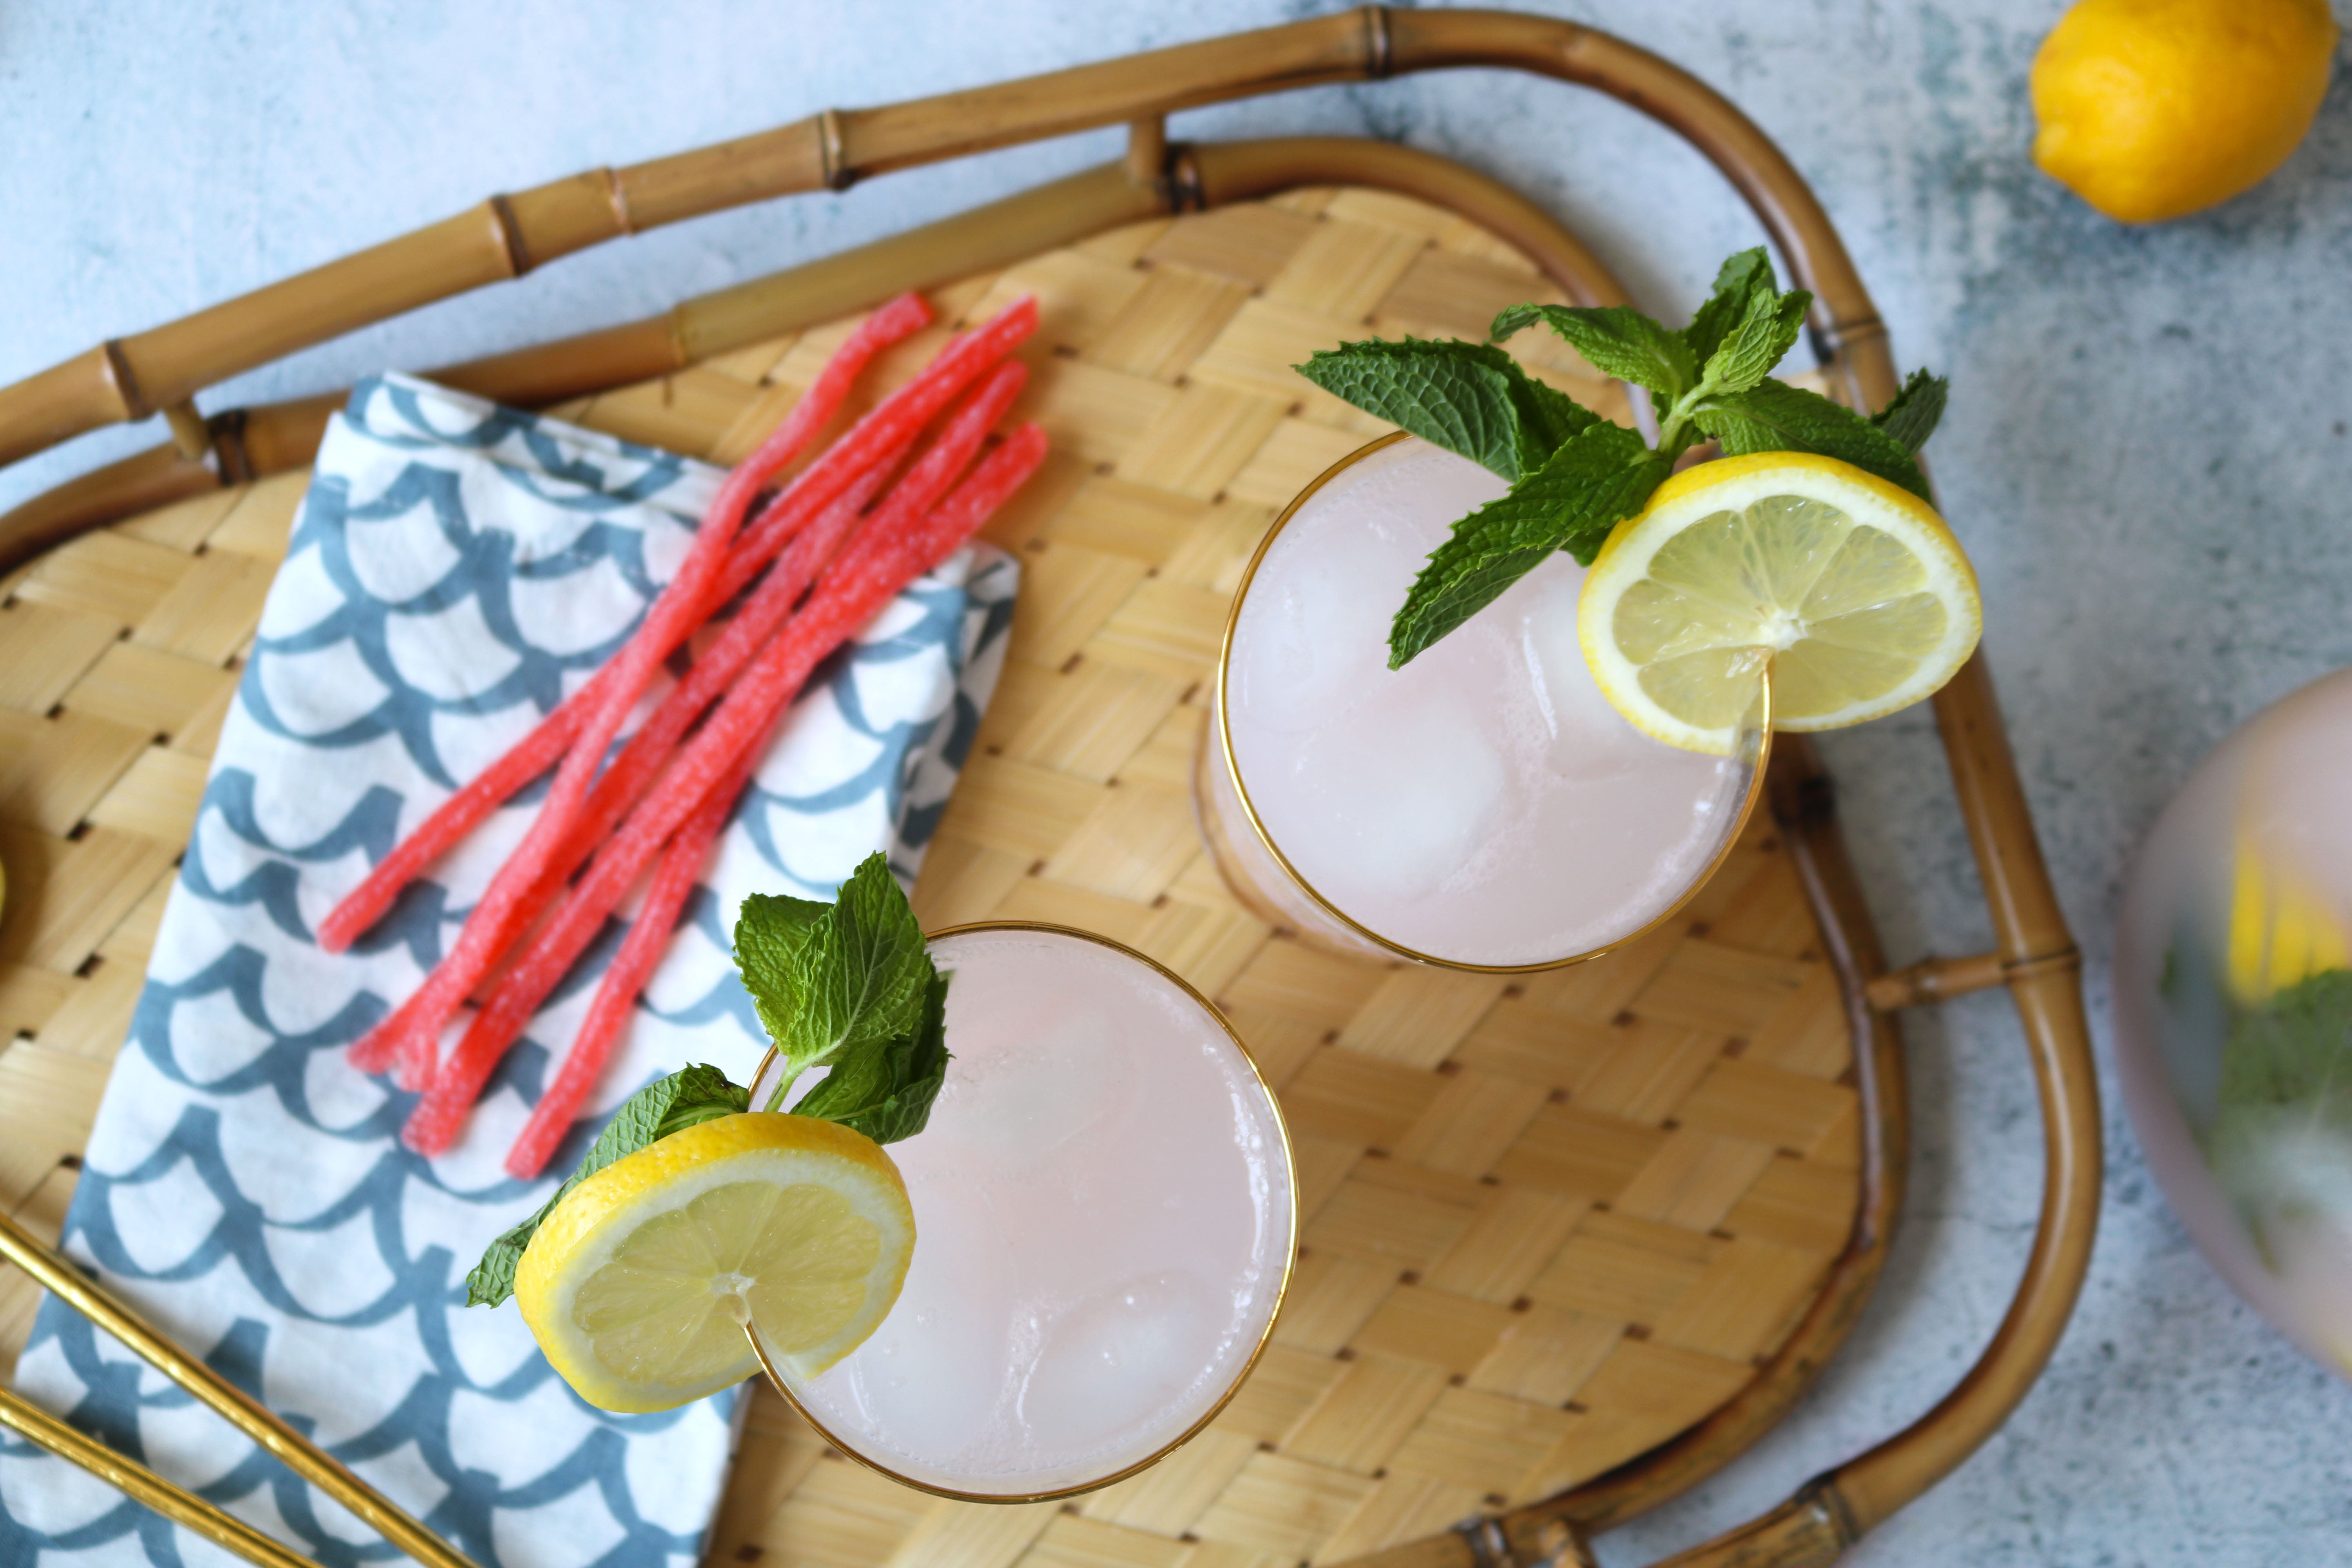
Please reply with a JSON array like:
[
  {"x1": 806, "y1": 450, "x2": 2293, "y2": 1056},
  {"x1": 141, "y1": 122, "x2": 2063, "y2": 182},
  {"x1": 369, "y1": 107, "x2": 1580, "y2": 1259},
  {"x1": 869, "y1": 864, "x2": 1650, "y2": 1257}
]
[
  {"x1": 741, "y1": 920, "x2": 1295, "y2": 1503},
  {"x1": 1198, "y1": 431, "x2": 1772, "y2": 975}
]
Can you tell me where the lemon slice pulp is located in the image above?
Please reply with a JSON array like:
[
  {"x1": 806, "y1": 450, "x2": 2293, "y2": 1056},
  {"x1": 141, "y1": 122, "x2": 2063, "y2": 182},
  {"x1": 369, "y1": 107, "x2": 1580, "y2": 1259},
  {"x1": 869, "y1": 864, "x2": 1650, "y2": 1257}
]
[
  {"x1": 1580, "y1": 452, "x2": 1982, "y2": 753},
  {"x1": 514, "y1": 1113, "x2": 914, "y2": 1413}
]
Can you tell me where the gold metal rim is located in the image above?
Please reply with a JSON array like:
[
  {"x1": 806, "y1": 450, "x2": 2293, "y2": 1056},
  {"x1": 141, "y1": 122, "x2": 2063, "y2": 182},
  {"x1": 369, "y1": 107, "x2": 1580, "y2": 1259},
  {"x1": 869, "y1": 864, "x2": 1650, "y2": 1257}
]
[
  {"x1": 1209, "y1": 431, "x2": 1776, "y2": 975},
  {"x1": 744, "y1": 918, "x2": 1299, "y2": 1505}
]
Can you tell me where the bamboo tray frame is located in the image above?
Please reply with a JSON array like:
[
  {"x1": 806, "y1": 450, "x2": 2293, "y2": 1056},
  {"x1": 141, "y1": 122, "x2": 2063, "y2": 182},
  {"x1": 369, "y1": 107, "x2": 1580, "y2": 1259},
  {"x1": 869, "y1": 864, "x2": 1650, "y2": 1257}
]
[{"x1": 0, "y1": 11, "x2": 2096, "y2": 1568}]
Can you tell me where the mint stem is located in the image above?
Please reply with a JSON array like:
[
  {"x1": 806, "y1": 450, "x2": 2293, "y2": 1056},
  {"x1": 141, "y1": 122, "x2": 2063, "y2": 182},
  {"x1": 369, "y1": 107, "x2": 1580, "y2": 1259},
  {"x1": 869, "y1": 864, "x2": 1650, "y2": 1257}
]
[
  {"x1": 1655, "y1": 377, "x2": 1722, "y2": 459},
  {"x1": 1655, "y1": 393, "x2": 1696, "y2": 458}
]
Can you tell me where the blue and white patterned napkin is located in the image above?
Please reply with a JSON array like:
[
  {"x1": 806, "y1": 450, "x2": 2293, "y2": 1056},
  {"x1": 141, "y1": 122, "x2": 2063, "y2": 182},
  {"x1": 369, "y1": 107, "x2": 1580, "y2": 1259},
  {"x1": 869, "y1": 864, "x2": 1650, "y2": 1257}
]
[{"x1": 2, "y1": 372, "x2": 1017, "y2": 1568}]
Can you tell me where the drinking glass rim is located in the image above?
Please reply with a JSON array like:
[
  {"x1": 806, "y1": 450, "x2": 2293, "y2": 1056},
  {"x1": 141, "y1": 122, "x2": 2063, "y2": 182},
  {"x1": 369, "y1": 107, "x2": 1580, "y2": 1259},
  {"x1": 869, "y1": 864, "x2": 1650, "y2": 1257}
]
[
  {"x1": 1211, "y1": 429, "x2": 1776, "y2": 975},
  {"x1": 742, "y1": 918, "x2": 1299, "y2": 1505}
]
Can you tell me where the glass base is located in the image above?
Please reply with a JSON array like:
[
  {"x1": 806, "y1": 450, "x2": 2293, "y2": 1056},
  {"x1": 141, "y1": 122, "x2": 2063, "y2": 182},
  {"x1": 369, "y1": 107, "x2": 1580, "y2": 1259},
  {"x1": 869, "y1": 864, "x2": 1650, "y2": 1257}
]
[{"x1": 1192, "y1": 695, "x2": 1394, "y2": 964}]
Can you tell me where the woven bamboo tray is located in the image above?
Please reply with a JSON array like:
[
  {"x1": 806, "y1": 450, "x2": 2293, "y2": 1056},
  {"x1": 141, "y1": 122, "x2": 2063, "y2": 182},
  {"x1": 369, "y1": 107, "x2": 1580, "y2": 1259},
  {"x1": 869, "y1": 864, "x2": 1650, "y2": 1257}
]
[
  {"x1": 0, "y1": 13, "x2": 2100, "y2": 1568},
  {"x1": 0, "y1": 186, "x2": 1883, "y2": 1564}
]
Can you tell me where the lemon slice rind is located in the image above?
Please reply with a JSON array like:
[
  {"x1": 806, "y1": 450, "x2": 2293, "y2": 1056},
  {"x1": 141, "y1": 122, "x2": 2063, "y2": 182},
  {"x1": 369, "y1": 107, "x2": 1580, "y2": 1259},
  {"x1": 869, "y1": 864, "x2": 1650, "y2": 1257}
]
[
  {"x1": 1579, "y1": 452, "x2": 1981, "y2": 755},
  {"x1": 515, "y1": 1113, "x2": 914, "y2": 1414}
]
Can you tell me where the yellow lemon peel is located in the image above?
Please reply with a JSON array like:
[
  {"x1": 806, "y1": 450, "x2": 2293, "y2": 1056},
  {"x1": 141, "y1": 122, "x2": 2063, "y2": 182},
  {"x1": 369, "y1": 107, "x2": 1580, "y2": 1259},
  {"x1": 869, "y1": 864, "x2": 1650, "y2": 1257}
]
[
  {"x1": 2032, "y1": 0, "x2": 2337, "y2": 224},
  {"x1": 515, "y1": 1113, "x2": 913, "y2": 1413}
]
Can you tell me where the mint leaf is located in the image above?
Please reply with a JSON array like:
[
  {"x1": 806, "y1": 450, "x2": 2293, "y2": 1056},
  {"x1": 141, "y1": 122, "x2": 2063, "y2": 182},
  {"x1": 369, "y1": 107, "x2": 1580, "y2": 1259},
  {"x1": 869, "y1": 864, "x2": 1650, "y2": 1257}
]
[
  {"x1": 732, "y1": 891, "x2": 828, "y2": 1049},
  {"x1": 1683, "y1": 248, "x2": 1776, "y2": 364},
  {"x1": 464, "y1": 1063, "x2": 747, "y2": 1307},
  {"x1": 2217, "y1": 970, "x2": 2352, "y2": 1122},
  {"x1": 1872, "y1": 369, "x2": 1949, "y2": 454},
  {"x1": 1509, "y1": 367, "x2": 1599, "y2": 465},
  {"x1": 793, "y1": 971, "x2": 952, "y2": 1145},
  {"x1": 824, "y1": 857, "x2": 932, "y2": 1041},
  {"x1": 737, "y1": 855, "x2": 930, "y2": 1111},
  {"x1": 1389, "y1": 423, "x2": 1671, "y2": 667},
  {"x1": 1492, "y1": 304, "x2": 1696, "y2": 401},
  {"x1": 1692, "y1": 380, "x2": 1934, "y2": 501},
  {"x1": 1697, "y1": 286, "x2": 1812, "y2": 397},
  {"x1": 1294, "y1": 338, "x2": 1593, "y2": 480},
  {"x1": 2208, "y1": 969, "x2": 2352, "y2": 1264}
]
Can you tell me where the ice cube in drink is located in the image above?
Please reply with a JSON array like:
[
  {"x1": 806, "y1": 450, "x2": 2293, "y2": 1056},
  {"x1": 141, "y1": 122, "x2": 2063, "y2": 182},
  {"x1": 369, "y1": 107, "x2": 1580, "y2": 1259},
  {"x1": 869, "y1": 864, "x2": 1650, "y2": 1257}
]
[
  {"x1": 751, "y1": 924, "x2": 1294, "y2": 1498},
  {"x1": 1203, "y1": 433, "x2": 1765, "y2": 969}
]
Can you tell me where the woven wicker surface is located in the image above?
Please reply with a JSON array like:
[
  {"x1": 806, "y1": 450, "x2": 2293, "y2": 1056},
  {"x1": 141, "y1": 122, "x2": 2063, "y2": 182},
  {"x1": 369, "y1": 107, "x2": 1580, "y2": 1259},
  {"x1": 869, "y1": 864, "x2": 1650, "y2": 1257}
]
[{"x1": 0, "y1": 187, "x2": 1862, "y2": 1566}]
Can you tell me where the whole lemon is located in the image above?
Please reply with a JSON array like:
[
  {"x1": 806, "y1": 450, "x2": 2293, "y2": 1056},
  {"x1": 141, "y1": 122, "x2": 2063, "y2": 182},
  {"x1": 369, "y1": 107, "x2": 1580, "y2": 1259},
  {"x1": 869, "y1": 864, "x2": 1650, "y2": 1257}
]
[{"x1": 2031, "y1": 0, "x2": 2338, "y2": 223}]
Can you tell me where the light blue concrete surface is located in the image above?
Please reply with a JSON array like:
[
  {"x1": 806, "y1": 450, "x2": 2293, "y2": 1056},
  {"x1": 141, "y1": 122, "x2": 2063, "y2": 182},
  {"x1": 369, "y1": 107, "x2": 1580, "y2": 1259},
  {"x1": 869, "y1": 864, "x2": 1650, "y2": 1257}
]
[{"x1": 6, "y1": 2, "x2": 2352, "y2": 1563}]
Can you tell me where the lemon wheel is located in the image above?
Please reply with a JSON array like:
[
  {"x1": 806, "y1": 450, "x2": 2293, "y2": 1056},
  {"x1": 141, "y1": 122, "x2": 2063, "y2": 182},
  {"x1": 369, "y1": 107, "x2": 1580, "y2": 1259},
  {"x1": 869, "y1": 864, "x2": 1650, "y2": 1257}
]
[
  {"x1": 515, "y1": 1113, "x2": 915, "y2": 1413},
  {"x1": 1580, "y1": 452, "x2": 1982, "y2": 755}
]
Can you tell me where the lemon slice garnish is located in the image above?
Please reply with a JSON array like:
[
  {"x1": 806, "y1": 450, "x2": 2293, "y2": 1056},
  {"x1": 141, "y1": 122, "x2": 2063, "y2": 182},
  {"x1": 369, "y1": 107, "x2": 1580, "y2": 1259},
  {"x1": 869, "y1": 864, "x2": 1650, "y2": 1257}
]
[
  {"x1": 1579, "y1": 451, "x2": 1982, "y2": 754},
  {"x1": 515, "y1": 1113, "x2": 914, "y2": 1413},
  {"x1": 2227, "y1": 828, "x2": 2352, "y2": 1006}
]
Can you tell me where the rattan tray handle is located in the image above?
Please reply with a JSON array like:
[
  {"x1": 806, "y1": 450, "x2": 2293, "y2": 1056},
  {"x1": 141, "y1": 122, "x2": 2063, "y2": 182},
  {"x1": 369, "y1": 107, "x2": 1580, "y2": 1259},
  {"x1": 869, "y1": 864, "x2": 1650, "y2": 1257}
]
[{"x1": 0, "y1": 8, "x2": 1895, "y2": 479}]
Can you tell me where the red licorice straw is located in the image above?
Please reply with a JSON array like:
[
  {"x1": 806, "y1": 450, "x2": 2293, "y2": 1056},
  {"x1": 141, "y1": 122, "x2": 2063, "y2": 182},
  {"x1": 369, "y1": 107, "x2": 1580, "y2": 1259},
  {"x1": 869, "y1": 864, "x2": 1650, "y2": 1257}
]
[
  {"x1": 483, "y1": 369, "x2": 1029, "y2": 1155},
  {"x1": 327, "y1": 470, "x2": 867, "y2": 993},
  {"x1": 500, "y1": 747, "x2": 759, "y2": 1181},
  {"x1": 548, "y1": 362, "x2": 1030, "y2": 887},
  {"x1": 351, "y1": 467, "x2": 884, "y2": 1091},
  {"x1": 401, "y1": 424, "x2": 1049, "y2": 1154},
  {"x1": 365, "y1": 464, "x2": 894, "y2": 1090},
  {"x1": 356, "y1": 516, "x2": 737, "y2": 1085},
  {"x1": 354, "y1": 298, "x2": 1036, "y2": 1087},
  {"x1": 321, "y1": 293, "x2": 933, "y2": 959}
]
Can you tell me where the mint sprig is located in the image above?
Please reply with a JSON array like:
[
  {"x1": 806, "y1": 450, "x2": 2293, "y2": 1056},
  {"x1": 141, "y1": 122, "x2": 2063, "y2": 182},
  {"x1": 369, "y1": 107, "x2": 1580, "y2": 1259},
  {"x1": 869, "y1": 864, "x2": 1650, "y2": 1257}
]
[
  {"x1": 735, "y1": 852, "x2": 937, "y2": 1111},
  {"x1": 2216, "y1": 969, "x2": 2352, "y2": 1127},
  {"x1": 789, "y1": 969, "x2": 951, "y2": 1145},
  {"x1": 2208, "y1": 967, "x2": 2352, "y2": 1265},
  {"x1": 739, "y1": 851, "x2": 951, "y2": 1132},
  {"x1": 464, "y1": 853, "x2": 951, "y2": 1308},
  {"x1": 1295, "y1": 247, "x2": 1950, "y2": 667}
]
